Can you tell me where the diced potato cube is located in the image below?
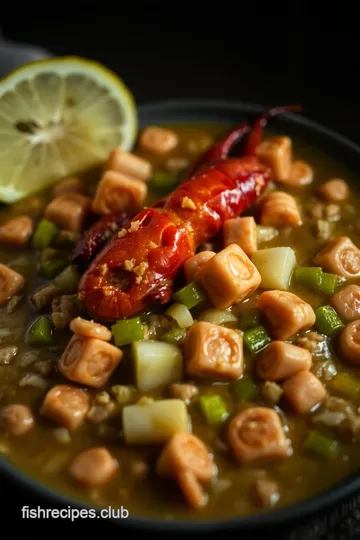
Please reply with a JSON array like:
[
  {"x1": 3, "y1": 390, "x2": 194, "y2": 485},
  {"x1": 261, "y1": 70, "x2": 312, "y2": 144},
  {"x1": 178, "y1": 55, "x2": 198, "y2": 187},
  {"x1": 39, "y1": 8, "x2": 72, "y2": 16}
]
[
  {"x1": 122, "y1": 399, "x2": 189, "y2": 444},
  {"x1": 57, "y1": 335, "x2": 123, "y2": 388},
  {"x1": 251, "y1": 247, "x2": 296, "y2": 290},
  {"x1": 0, "y1": 264, "x2": 24, "y2": 304},
  {"x1": 92, "y1": 170, "x2": 147, "y2": 215},
  {"x1": 256, "y1": 136, "x2": 292, "y2": 181},
  {"x1": 40, "y1": 384, "x2": 90, "y2": 430},
  {"x1": 195, "y1": 244, "x2": 261, "y2": 309},
  {"x1": 184, "y1": 321, "x2": 243, "y2": 380},
  {"x1": 44, "y1": 193, "x2": 91, "y2": 231},
  {"x1": 313, "y1": 236, "x2": 360, "y2": 279},
  {"x1": 132, "y1": 340, "x2": 183, "y2": 392}
]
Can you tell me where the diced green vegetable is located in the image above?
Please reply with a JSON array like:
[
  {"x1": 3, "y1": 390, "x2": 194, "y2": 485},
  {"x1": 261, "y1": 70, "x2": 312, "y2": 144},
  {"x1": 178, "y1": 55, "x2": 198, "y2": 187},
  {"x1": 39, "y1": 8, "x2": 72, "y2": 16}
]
[
  {"x1": 199, "y1": 394, "x2": 229, "y2": 424},
  {"x1": 252, "y1": 247, "x2": 296, "y2": 290},
  {"x1": 304, "y1": 430, "x2": 338, "y2": 458},
  {"x1": 172, "y1": 281, "x2": 206, "y2": 309},
  {"x1": 162, "y1": 327, "x2": 186, "y2": 345},
  {"x1": 292, "y1": 266, "x2": 323, "y2": 290},
  {"x1": 292, "y1": 266, "x2": 345, "y2": 295},
  {"x1": 40, "y1": 256, "x2": 68, "y2": 279},
  {"x1": 32, "y1": 219, "x2": 58, "y2": 249},
  {"x1": 132, "y1": 340, "x2": 183, "y2": 392},
  {"x1": 329, "y1": 372, "x2": 360, "y2": 399},
  {"x1": 238, "y1": 308, "x2": 260, "y2": 330},
  {"x1": 199, "y1": 308, "x2": 238, "y2": 325},
  {"x1": 28, "y1": 316, "x2": 52, "y2": 346},
  {"x1": 53, "y1": 265, "x2": 80, "y2": 293},
  {"x1": 112, "y1": 317, "x2": 144, "y2": 347},
  {"x1": 320, "y1": 273, "x2": 346, "y2": 295},
  {"x1": 315, "y1": 305, "x2": 344, "y2": 336},
  {"x1": 166, "y1": 303, "x2": 193, "y2": 328},
  {"x1": 243, "y1": 325, "x2": 271, "y2": 354},
  {"x1": 151, "y1": 172, "x2": 178, "y2": 191},
  {"x1": 122, "y1": 399, "x2": 189, "y2": 444},
  {"x1": 233, "y1": 375, "x2": 259, "y2": 402}
]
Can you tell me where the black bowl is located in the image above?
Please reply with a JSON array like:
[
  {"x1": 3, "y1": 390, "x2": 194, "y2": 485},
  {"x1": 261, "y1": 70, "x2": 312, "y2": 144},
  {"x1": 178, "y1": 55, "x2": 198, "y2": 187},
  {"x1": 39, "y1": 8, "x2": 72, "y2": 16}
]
[{"x1": 2, "y1": 99, "x2": 360, "y2": 536}]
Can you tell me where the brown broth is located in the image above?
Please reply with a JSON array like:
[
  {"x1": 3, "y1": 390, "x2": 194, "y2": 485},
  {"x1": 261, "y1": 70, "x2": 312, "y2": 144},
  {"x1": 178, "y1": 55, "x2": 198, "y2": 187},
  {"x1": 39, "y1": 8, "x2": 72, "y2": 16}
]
[{"x1": 1, "y1": 123, "x2": 360, "y2": 521}]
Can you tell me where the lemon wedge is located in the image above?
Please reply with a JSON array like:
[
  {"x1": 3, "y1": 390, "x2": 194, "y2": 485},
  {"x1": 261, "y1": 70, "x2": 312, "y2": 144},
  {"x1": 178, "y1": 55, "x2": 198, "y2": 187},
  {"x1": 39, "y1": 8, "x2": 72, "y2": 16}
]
[{"x1": 0, "y1": 56, "x2": 137, "y2": 203}]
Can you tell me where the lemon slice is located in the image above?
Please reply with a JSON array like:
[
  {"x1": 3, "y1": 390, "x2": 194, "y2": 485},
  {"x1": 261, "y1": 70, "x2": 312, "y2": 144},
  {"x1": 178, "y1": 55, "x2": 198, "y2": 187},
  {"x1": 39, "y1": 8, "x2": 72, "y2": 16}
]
[{"x1": 0, "y1": 56, "x2": 137, "y2": 203}]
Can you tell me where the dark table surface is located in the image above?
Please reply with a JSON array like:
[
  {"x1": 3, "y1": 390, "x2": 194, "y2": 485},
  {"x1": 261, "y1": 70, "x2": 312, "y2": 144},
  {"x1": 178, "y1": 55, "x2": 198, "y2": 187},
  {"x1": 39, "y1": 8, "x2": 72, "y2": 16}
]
[{"x1": 1, "y1": 3, "x2": 360, "y2": 537}]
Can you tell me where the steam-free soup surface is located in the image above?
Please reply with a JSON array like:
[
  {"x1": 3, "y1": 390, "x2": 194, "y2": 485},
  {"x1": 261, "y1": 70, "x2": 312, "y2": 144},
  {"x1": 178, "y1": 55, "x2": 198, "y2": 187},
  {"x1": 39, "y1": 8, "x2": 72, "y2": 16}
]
[{"x1": 1, "y1": 122, "x2": 360, "y2": 521}]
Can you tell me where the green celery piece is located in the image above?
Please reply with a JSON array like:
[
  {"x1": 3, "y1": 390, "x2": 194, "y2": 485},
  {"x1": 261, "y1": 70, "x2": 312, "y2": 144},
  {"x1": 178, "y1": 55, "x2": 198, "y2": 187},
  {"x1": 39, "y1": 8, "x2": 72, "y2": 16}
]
[
  {"x1": 315, "y1": 305, "x2": 344, "y2": 336},
  {"x1": 304, "y1": 430, "x2": 338, "y2": 458},
  {"x1": 243, "y1": 325, "x2": 271, "y2": 354},
  {"x1": 32, "y1": 219, "x2": 58, "y2": 249},
  {"x1": 172, "y1": 281, "x2": 207, "y2": 309},
  {"x1": 28, "y1": 316, "x2": 52, "y2": 346},
  {"x1": 111, "y1": 317, "x2": 144, "y2": 347},
  {"x1": 199, "y1": 394, "x2": 229, "y2": 424}
]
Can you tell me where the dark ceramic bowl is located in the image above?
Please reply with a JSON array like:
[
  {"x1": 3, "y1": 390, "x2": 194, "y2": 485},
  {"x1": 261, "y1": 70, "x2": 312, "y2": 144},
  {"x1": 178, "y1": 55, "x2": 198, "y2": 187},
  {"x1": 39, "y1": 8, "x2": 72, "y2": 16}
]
[{"x1": 2, "y1": 99, "x2": 360, "y2": 535}]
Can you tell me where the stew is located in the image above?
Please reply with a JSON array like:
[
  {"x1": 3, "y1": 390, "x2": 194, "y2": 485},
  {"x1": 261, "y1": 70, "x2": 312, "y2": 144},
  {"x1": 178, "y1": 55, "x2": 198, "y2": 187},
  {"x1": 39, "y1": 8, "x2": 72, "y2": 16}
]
[{"x1": 1, "y1": 111, "x2": 360, "y2": 521}]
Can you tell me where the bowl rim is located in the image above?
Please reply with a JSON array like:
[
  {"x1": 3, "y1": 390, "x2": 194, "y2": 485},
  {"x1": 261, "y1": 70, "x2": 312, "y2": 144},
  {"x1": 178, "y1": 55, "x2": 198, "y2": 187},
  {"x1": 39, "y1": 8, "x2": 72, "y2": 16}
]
[{"x1": 2, "y1": 98, "x2": 360, "y2": 532}]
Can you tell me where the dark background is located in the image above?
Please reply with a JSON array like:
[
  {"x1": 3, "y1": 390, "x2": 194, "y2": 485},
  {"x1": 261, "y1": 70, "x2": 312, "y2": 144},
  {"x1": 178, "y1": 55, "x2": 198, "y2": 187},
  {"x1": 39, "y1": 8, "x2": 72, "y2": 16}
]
[{"x1": 1, "y1": 2, "x2": 360, "y2": 537}]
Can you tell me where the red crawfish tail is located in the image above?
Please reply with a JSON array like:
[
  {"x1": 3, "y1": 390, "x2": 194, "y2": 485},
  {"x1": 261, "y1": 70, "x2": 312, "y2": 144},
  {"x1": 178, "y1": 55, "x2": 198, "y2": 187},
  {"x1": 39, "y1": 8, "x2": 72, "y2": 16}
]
[
  {"x1": 71, "y1": 211, "x2": 132, "y2": 269},
  {"x1": 77, "y1": 208, "x2": 193, "y2": 321},
  {"x1": 243, "y1": 104, "x2": 302, "y2": 157}
]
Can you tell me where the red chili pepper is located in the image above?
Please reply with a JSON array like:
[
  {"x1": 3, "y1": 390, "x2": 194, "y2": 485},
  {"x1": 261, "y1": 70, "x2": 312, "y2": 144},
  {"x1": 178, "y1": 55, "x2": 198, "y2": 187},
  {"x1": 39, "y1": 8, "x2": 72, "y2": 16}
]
[{"x1": 78, "y1": 105, "x2": 300, "y2": 322}]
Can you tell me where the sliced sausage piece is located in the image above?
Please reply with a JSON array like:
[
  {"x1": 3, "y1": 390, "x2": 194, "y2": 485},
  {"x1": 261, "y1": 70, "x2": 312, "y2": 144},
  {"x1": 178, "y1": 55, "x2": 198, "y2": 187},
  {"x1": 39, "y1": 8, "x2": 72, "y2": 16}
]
[
  {"x1": 257, "y1": 290, "x2": 316, "y2": 340},
  {"x1": 318, "y1": 179, "x2": 349, "y2": 203},
  {"x1": 256, "y1": 341, "x2": 312, "y2": 381},
  {"x1": 57, "y1": 334, "x2": 123, "y2": 388},
  {"x1": 282, "y1": 370, "x2": 326, "y2": 413},
  {"x1": 223, "y1": 217, "x2": 257, "y2": 255},
  {"x1": 287, "y1": 161, "x2": 313, "y2": 187},
  {"x1": 44, "y1": 193, "x2": 92, "y2": 232},
  {"x1": 156, "y1": 432, "x2": 213, "y2": 482},
  {"x1": 0, "y1": 264, "x2": 24, "y2": 304},
  {"x1": 331, "y1": 285, "x2": 360, "y2": 322},
  {"x1": 313, "y1": 236, "x2": 360, "y2": 279},
  {"x1": 227, "y1": 407, "x2": 289, "y2": 464},
  {"x1": 195, "y1": 244, "x2": 261, "y2": 309},
  {"x1": 256, "y1": 136, "x2": 292, "y2": 182},
  {"x1": 0, "y1": 404, "x2": 34, "y2": 435},
  {"x1": 139, "y1": 126, "x2": 178, "y2": 155},
  {"x1": 176, "y1": 470, "x2": 208, "y2": 509},
  {"x1": 338, "y1": 320, "x2": 360, "y2": 365},
  {"x1": 259, "y1": 191, "x2": 302, "y2": 228},
  {"x1": 69, "y1": 317, "x2": 112, "y2": 341},
  {"x1": 0, "y1": 216, "x2": 33, "y2": 246},
  {"x1": 183, "y1": 251, "x2": 215, "y2": 283},
  {"x1": 106, "y1": 148, "x2": 152, "y2": 181},
  {"x1": 40, "y1": 384, "x2": 90, "y2": 430},
  {"x1": 69, "y1": 447, "x2": 118, "y2": 487},
  {"x1": 184, "y1": 321, "x2": 243, "y2": 380},
  {"x1": 53, "y1": 177, "x2": 85, "y2": 197},
  {"x1": 92, "y1": 170, "x2": 147, "y2": 215}
]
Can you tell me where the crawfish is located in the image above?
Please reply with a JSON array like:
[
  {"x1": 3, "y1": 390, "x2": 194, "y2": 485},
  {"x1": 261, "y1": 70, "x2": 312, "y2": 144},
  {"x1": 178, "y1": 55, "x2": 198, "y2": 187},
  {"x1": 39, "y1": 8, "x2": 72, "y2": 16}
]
[{"x1": 77, "y1": 105, "x2": 300, "y2": 322}]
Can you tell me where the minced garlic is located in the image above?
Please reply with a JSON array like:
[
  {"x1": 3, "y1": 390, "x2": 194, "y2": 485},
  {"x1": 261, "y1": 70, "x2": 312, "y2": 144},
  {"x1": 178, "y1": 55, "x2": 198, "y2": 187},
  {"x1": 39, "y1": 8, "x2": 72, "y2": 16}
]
[
  {"x1": 118, "y1": 228, "x2": 127, "y2": 238},
  {"x1": 124, "y1": 258, "x2": 135, "y2": 271},
  {"x1": 133, "y1": 261, "x2": 149, "y2": 276},
  {"x1": 129, "y1": 220, "x2": 140, "y2": 233},
  {"x1": 149, "y1": 241, "x2": 157, "y2": 249},
  {"x1": 181, "y1": 196, "x2": 196, "y2": 210}
]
